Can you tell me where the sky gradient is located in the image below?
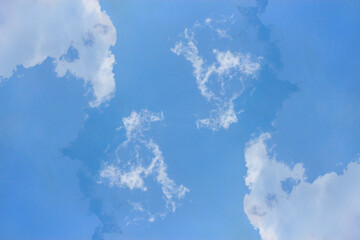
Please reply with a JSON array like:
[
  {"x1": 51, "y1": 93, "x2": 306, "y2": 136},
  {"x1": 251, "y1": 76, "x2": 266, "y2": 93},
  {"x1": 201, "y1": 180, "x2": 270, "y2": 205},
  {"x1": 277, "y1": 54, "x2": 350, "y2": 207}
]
[{"x1": 1, "y1": 1, "x2": 360, "y2": 240}]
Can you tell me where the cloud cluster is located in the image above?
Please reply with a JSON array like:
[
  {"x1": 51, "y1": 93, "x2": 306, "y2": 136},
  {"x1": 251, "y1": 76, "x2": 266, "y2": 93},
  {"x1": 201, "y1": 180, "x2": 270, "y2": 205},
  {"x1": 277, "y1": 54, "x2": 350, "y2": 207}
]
[
  {"x1": 172, "y1": 18, "x2": 262, "y2": 131},
  {"x1": 99, "y1": 109, "x2": 189, "y2": 223},
  {"x1": 0, "y1": 0, "x2": 116, "y2": 107},
  {"x1": 244, "y1": 133, "x2": 360, "y2": 240}
]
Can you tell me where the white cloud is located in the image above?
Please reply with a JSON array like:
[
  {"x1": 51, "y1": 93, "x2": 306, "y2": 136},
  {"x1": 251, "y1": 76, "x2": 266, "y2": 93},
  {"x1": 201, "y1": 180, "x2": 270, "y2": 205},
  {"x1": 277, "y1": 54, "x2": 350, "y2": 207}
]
[
  {"x1": 196, "y1": 98, "x2": 239, "y2": 130},
  {"x1": 214, "y1": 50, "x2": 261, "y2": 76},
  {"x1": 99, "y1": 109, "x2": 189, "y2": 223},
  {"x1": 0, "y1": 0, "x2": 116, "y2": 107},
  {"x1": 100, "y1": 164, "x2": 146, "y2": 191},
  {"x1": 125, "y1": 201, "x2": 157, "y2": 224},
  {"x1": 203, "y1": 17, "x2": 233, "y2": 39},
  {"x1": 172, "y1": 18, "x2": 262, "y2": 131},
  {"x1": 122, "y1": 110, "x2": 164, "y2": 142},
  {"x1": 171, "y1": 29, "x2": 211, "y2": 99},
  {"x1": 244, "y1": 133, "x2": 360, "y2": 240},
  {"x1": 145, "y1": 140, "x2": 189, "y2": 211}
]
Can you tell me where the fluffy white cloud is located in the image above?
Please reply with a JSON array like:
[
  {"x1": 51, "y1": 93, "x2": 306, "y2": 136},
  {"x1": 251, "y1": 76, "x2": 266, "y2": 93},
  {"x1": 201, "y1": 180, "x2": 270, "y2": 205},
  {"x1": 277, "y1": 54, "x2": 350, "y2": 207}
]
[
  {"x1": 0, "y1": 0, "x2": 116, "y2": 107},
  {"x1": 99, "y1": 109, "x2": 189, "y2": 223},
  {"x1": 172, "y1": 18, "x2": 262, "y2": 131},
  {"x1": 244, "y1": 133, "x2": 360, "y2": 240}
]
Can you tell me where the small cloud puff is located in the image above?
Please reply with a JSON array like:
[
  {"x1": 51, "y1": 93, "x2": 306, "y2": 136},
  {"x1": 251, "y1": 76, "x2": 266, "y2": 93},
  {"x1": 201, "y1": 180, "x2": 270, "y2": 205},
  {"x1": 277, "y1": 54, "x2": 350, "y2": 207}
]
[{"x1": 244, "y1": 133, "x2": 360, "y2": 240}]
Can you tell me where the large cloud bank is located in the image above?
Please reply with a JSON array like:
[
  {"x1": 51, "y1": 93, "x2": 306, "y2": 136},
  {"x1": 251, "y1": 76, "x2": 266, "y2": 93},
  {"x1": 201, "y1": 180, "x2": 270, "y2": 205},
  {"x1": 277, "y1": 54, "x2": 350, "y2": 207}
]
[
  {"x1": 244, "y1": 133, "x2": 360, "y2": 240},
  {"x1": 0, "y1": 0, "x2": 116, "y2": 107}
]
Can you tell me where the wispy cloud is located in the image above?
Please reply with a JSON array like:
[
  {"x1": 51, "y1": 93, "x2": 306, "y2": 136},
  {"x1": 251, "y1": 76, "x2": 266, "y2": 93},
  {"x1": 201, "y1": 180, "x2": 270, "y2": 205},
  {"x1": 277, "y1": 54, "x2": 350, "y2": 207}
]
[
  {"x1": 0, "y1": 0, "x2": 116, "y2": 107},
  {"x1": 99, "y1": 109, "x2": 189, "y2": 224},
  {"x1": 244, "y1": 133, "x2": 360, "y2": 240},
  {"x1": 172, "y1": 17, "x2": 262, "y2": 131}
]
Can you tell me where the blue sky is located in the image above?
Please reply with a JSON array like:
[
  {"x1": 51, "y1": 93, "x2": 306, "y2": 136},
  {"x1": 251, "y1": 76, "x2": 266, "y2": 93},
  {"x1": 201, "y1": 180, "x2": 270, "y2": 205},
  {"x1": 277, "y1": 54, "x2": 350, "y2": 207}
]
[{"x1": 0, "y1": 1, "x2": 360, "y2": 240}]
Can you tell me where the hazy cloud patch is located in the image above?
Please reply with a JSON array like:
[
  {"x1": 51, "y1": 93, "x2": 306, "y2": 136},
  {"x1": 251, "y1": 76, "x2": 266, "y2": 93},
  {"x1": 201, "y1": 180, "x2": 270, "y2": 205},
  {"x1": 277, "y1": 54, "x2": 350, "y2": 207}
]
[
  {"x1": 172, "y1": 17, "x2": 262, "y2": 131},
  {"x1": 99, "y1": 110, "x2": 189, "y2": 225}
]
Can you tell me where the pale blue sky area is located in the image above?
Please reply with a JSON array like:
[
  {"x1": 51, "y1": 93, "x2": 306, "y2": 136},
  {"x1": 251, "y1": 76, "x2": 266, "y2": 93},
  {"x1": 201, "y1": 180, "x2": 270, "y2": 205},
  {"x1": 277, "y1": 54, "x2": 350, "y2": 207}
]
[{"x1": 0, "y1": 1, "x2": 359, "y2": 240}]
